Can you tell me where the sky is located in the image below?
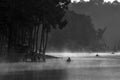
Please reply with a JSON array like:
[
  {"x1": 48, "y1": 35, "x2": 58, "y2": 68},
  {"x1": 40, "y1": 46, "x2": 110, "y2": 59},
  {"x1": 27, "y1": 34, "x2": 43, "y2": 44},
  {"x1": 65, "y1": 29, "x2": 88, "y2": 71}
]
[{"x1": 71, "y1": 0, "x2": 120, "y2": 3}]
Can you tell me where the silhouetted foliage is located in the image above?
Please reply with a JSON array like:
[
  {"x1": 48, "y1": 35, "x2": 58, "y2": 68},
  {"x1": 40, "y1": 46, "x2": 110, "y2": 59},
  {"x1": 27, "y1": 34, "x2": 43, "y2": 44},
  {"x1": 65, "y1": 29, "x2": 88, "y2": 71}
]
[
  {"x1": 0, "y1": 0, "x2": 70, "y2": 61},
  {"x1": 47, "y1": 11, "x2": 98, "y2": 52}
]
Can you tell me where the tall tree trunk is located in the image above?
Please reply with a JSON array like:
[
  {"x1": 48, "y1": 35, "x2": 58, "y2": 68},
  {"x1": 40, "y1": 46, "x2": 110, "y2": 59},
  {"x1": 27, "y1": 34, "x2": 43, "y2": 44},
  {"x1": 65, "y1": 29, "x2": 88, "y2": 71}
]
[
  {"x1": 43, "y1": 30, "x2": 49, "y2": 61},
  {"x1": 39, "y1": 25, "x2": 49, "y2": 62},
  {"x1": 8, "y1": 26, "x2": 13, "y2": 56},
  {"x1": 39, "y1": 23, "x2": 48, "y2": 61},
  {"x1": 39, "y1": 26, "x2": 44, "y2": 61},
  {"x1": 42, "y1": 29, "x2": 46, "y2": 61},
  {"x1": 33, "y1": 26, "x2": 37, "y2": 52},
  {"x1": 35, "y1": 26, "x2": 39, "y2": 53},
  {"x1": 28, "y1": 28, "x2": 34, "y2": 52}
]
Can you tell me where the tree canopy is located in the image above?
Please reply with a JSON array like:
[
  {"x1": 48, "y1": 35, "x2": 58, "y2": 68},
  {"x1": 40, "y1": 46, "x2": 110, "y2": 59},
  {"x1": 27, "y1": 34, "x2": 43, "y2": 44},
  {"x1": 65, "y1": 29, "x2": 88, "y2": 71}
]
[{"x1": 0, "y1": 0, "x2": 70, "y2": 61}]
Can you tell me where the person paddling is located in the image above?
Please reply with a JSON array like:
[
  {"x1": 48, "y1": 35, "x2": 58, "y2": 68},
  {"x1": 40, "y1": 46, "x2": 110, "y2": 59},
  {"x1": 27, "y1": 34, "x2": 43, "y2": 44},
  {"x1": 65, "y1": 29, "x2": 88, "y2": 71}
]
[{"x1": 67, "y1": 57, "x2": 71, "y2": 62}]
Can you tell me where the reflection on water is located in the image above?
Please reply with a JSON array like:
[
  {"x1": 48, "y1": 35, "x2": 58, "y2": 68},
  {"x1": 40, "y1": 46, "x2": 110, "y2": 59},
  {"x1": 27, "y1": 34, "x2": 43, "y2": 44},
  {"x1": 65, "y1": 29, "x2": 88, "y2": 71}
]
[
  {"x1": 0, "y1": 69, "x2": 67, "y2": 80},
  {"x1": 1, "y1": 57, "x2": 120, "y2": 80},
  {"x1": 1, "y1": 67, "x2": 120, "y2": 80},
  {"x1": 67, "y1": 67, "x2": 120, "y2": 80}
]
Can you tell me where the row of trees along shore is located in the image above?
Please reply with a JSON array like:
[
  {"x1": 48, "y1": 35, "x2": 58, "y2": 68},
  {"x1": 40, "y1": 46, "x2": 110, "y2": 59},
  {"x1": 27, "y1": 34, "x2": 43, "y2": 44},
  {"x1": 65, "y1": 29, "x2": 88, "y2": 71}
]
[
  {"x1": 0, "y1": 0, "x2": 70, "y2": 62},
  {"x1": 0, "y1": 0, "x2": 115, "y2": 62}
]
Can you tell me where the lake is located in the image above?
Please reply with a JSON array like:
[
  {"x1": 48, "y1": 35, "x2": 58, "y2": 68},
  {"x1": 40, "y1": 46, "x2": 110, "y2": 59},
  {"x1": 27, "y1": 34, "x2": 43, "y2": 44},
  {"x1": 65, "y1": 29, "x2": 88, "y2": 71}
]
[{"x1": 0, "y1": 57, "x2": 120, "y2": 80}]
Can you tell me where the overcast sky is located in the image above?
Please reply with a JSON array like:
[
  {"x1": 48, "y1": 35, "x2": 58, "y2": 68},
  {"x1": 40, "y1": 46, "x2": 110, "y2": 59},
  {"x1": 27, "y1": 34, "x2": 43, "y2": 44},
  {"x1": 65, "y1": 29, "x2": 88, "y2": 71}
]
[{"x1": 71, "y1": 0, "x2": 120, "y2": 3}]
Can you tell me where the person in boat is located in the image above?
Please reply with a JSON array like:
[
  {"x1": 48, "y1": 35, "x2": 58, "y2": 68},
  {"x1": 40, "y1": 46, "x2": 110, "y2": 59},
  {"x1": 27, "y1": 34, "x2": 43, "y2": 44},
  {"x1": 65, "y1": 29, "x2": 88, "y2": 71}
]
[
  {"x1": 112, "y1": 51, "x2": 115, "y2": 54},
  {"x1": 67, "y1": 57, "x2": 71, "y2": 62},
  {"x1": 96, "y1": 54, "x2": 99, "y2": 57}
]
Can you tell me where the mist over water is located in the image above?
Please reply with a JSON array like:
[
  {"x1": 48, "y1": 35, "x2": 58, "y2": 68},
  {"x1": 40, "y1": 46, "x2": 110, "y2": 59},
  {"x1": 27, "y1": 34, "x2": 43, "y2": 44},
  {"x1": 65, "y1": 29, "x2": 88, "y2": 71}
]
[
  {"x1": 1, "y1": 57, "x2": 120, "y2": 80},
  {"x1": 46, "y1": 51, "x2": 120, "y2": 57}
]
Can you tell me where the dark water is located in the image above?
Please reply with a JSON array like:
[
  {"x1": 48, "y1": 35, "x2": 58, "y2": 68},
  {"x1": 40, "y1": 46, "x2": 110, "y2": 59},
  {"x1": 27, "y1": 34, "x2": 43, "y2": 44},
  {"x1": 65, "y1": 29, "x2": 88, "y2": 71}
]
[
  {"x1": 1, "y1": 67, "x2": 120, "y2": 80},
  {"x1": 0, "y1": 69, "x2": 67, "y2": 80}
]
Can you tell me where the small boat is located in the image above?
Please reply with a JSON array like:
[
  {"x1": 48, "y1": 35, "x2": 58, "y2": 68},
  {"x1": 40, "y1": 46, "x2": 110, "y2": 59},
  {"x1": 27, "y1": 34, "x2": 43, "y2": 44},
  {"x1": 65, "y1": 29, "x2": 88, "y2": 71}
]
[
  {"x1": 96, "y1": 54, "x2": 99, "y2": 57},
  {"x1": 112, "y1": 52, "x2": 115, "y2": 54},
  {"x1": 66, "y1": 57, "x2": 71, "y2": 62}
]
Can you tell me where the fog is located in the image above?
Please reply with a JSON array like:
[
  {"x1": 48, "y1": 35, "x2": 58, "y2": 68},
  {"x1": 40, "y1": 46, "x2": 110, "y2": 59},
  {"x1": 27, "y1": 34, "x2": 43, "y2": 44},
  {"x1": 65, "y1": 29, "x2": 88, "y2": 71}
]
[{"x1": 1, "y1": 56, "x2": 120, "y2": 80}]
